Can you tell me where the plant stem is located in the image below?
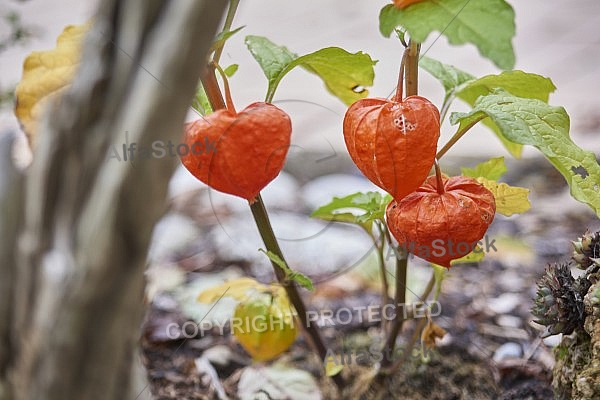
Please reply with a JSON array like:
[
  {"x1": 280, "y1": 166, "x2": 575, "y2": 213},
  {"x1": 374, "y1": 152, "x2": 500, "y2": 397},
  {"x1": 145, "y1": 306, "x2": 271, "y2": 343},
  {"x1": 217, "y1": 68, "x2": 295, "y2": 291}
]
[
  {"x1": 250, "y1": 196, "x2": 344, "y2": 389},
  {"x1": 393, "y1": 49, "x2": 408, "y2": 101},
  {"x1": 201, "y1": 66, "x2": 226, "y2": 110},
  {"x1": 405, "y1": 40, "x2": 420, "y2": 97},
  {"x1": 435, "y1": 116, "x2": 484, "y2": 159},
  {"x1": 213, "y1": 62, "x2": 236, "y2": 113},
  {"x1": 212, "y1": 0, "x2": 240, "y2": 65},
  {"x1": 438, "y1": 92, "x2": 454, "y2": 124},
  {"x1": 433, "y1": 159, "x2": 445, "y2": 194},
  {"x1": 379, "y1": 254, "x2": 408, "y2": 372},
  {"x1": 374, "y1": 222, "x2": 390, "y2": 333}
]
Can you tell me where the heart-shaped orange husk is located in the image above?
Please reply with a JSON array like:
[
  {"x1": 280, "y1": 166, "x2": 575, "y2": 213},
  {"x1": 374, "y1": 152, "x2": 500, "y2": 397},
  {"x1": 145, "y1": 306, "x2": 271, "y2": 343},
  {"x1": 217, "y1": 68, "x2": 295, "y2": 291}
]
[
  {"x1": 386, "y1": 175, "x2": 496, "y2": 268},
  {"x1": 181, "y1": 102, "x2": 291, "y2": 202},
  {"x1": 343, "y1": 95, "x2": 440, "y2": 200}
]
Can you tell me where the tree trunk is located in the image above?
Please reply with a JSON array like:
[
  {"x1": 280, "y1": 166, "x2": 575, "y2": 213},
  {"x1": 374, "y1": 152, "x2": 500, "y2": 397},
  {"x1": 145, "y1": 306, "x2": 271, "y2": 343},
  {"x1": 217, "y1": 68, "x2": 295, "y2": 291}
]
[{"x1": 0, "y1": 0, "x2": 227, "y2": 398}]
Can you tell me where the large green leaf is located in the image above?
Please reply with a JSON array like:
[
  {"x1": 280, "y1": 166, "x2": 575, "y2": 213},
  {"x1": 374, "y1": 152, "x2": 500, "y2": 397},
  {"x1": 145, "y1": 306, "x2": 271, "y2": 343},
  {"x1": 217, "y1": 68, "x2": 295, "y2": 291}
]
[
  {"x1": 451, "y1": 89, "x2": 600, "y2": 216},
  {"x1": 422, "y1": 57, "x2": 557, "y2": 157},
  {"x1": 457, "y1": 70, "x2": 556, "y2": 105},
  {"x1": 245, "y1": 36, "x2": 376, "y2": 104},
  {"x1": 380, "y1": 0, "x2": 516, "y2": 70},
  {"x1": 457, "y1": 71, "x2": 557, "y2": 157}
]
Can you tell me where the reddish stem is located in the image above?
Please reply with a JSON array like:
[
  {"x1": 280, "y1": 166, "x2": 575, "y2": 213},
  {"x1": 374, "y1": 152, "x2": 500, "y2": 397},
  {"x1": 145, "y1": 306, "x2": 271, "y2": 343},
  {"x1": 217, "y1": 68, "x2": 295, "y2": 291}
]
[
  {"x1": 393, "y1": 48, "x2": 409, "y2": 102},
  {"x1": 434, "y1": 160, "x2": 445, "y2": 195},
  {"x1": 213, "y1": 62, "x2": 237, "y2": 114}
]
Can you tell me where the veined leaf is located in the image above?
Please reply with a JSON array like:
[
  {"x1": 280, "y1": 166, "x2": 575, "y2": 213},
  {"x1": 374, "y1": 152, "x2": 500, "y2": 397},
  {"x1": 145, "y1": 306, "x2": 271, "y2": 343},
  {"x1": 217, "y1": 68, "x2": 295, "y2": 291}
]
[
  {"x1": 245, "y1": 36, "x2": 376, "y2": 104},
  {"x1": 477, "y1": 177, "x2": 531, "y2": 216},
  {"x1": 422, "y1": 57, "x2": 557, "y2": 157},
  {"x1": 380, "y1": 0, "x2": 515, "y2": 70},
  {"x1": 419, "y1": 56, "x2": 475, "y2": 96},
  {"x1": 452, "y1": 89, "x2": 600, "y2": 216}
]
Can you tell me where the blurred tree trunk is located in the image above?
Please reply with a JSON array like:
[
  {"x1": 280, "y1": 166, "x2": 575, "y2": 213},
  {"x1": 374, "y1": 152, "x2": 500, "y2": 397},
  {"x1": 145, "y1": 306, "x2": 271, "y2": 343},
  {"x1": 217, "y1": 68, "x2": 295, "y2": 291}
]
[{"x1": 0, "y1": 0, "x2": 227, "y2": 399}]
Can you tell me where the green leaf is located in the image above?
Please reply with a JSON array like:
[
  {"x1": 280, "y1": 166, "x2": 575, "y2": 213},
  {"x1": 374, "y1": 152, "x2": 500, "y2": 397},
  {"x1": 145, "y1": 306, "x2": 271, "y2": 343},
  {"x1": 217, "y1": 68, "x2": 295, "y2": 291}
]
[
  {"x1": 192, "y1": 83, "x2": 212, "y2": 116},
  {"x1": 245, "y1": 35, "x2": 297, "y2": 97},
  {"x1": 457, "y1": 70, "x2": 556, "y2": 104},
  {"x1": 419, "y1": 56, "x2": 475, "y2": 96},
  {"x1": 421, "y1": 58, "x2": 557, "y2": 157},
  {"x1": 223, "y1": 64, "x2": 239, "y2": 77},
  {"x1": 457, "y1": 71, "x2": 557, "y2": 157},
  {"x1": 379, "y1": 0, "x2": 516, "y2": 70},
  {"x1": 211, "y1": 26, "x2": 245, "y2": 53},
  {"x1": 311, "y1": 192, "x2": 392, "y2": 231},
  {"x1": 259, "y1": 249, "x2": 314, "y2": 291},
  {"x1": 461, "y1": 157, "x2": 507, "y2": 181},
  {"x1": 449, "y1": 246, "x2": 485, "y2": 266},
  {"x1": 451, "y1": 89, "x2": 600, "y2": 216},
  {"x1": 292, "y1": 48, "x2": 376, "y2": 105},
  {"x1": 245, "y1": 36, "x2": 376, "y2": 104}
]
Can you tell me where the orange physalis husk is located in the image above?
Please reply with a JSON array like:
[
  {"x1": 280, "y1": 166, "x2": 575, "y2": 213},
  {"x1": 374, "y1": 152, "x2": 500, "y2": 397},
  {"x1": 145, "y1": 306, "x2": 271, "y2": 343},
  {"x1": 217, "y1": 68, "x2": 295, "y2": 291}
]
[
  {"x1": 386, "y1": 175, "x2": 496, "y2": 268},
  {"x1": 181, "y1": 102, "x2": 291, "y2": 202},
  {"x1": 343, "y1": 95, "x2": 440, "y2": 200}
]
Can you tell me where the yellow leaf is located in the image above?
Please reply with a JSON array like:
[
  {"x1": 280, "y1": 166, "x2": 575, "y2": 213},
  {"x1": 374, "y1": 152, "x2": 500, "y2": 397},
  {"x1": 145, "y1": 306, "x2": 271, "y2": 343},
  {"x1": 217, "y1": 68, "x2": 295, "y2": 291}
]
[
  {"x1": 197, "y1": 277, "x2": 269, "y2": 303},
  {"x1": 476, "y1": 177, "x2": 531, "y2": 216},
  {"x1": 15, "y1": 22, "x2": 90, "y2": 145},
  {"x1": 196, "y1": 277, "x2": 289, "y2": 306},
  {"x1": 324, "y1": 354, "x2": 344, "y2": 377}
]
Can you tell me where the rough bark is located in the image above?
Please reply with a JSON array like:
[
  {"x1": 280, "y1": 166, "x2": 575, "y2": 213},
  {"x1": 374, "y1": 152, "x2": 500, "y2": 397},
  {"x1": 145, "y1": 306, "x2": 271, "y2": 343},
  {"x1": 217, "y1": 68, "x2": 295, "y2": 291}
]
[{"x1": 0, "y1": 0, "x2": 227, "y2": 399}]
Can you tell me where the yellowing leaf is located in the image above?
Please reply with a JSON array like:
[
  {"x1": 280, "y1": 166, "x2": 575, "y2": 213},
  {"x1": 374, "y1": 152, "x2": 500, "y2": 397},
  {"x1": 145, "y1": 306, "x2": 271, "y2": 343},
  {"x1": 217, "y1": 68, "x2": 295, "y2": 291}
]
[
  {"x1": 477, "y1": 177, "x2": 531, "y2": 216},
  {"x1": 324, "y1": 355, "x2": 344, "y2": 377},
  {"x1": 196, "y1": 277, "x2": 292, "y2": 314},
  {"x1": 15, "y1": 22, "x2": 89, "y2": 144}
]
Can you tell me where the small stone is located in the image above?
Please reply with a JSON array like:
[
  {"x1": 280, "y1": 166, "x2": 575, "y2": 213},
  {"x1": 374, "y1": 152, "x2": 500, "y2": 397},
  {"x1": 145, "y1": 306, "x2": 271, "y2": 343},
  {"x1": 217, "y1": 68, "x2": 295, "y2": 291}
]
[
  {"x1": 487, "y1": 292, "x2": 522, "y2": 314},
  {"x1": 543, "y1": 334, "x2": 562, "y2": 348},
  {"x1": 496, "y1": 314, "x2": 522, "y2": 328},
  {"x1": 493, "y1": 342, "x2": 522, "y2": 362}
]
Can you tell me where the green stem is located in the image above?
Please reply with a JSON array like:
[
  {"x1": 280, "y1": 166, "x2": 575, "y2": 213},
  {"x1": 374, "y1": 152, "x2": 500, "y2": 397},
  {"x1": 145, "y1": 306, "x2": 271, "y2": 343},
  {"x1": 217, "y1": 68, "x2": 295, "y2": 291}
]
[
  {"x1": 379, "y1": 254, "x2": 408, "y2": 372},
  {"x1": 435, "y1": 116, "x2": 485, "y2": 159},
  {"x1": 374, "y1": 222, "x2": 390, "y2": 334},
  {"x1": 212, "y1": 0, "x2": 240, "y2": 65},
  {"x1": 420, "y1": 272, "x2": 436, "y2": 303},
  {"x1": 250, "y1": 196, "x2": 344, "y2": 389},
  {"x1": 438, "y1": 92, "x2": 454, "y2": 124}
]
